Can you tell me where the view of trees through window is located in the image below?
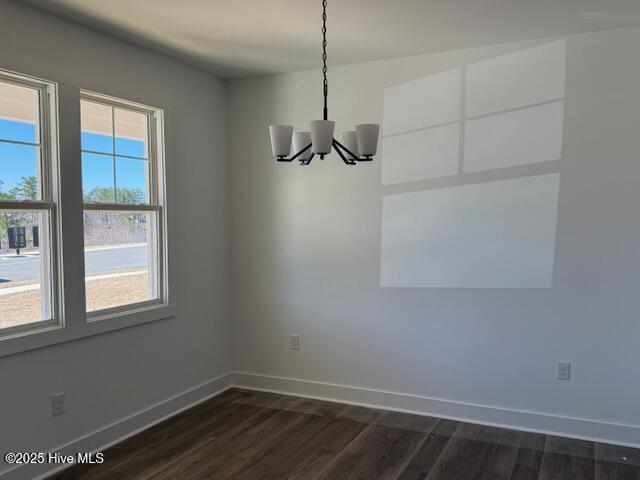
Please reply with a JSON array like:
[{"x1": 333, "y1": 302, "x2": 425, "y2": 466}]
[
  {"x1": 0, "y1": 77, "x2": 54, "y2": 330},
  {"x1": 81, "y1": 96, "x2": 159, "y2": 314},
  {"x1": 0, "y1": 176, "x2": 38, "y2": 255},
  {"x1": 1, "y1": 82, "x2": 163, "y2": 330},
  {"x1": 83, "y1": 187, "x2": 148, "y2": 248}
]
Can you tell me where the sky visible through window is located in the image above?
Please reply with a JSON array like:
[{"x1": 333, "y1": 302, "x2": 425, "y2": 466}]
[
  {"x1": 0, "y1": 119, "x2": 146, "y2": 197},
  {"x1": 0, "y1": 120, "x2": 37, "y2": 192},
  {"x1": 81, "y1": 131, "x2": 147, "y2": 197}
]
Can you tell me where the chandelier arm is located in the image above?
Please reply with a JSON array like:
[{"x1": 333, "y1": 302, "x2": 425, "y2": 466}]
[
  {"x1": 302, "y1": 152, "x2": 316, "y2": 165},
  {"x1": 333, "y1": 138, "x2": 361, "y2": 162},
  {"x1": 307, "y1": 152, "x2": 316, "y2": 164},
  {"x1": 287, "y1": 142, "x2": 313, "y2": 162},
  {"x1": 332, "y1": 139, "x2": 357, "y2": 165}
]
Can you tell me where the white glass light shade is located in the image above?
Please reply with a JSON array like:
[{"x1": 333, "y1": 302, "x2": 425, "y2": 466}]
[
  {"x1": 269, "y1": 124, "x2": 293, "y2": 157},
  {"x1": 355, "y1": 124, "x2": 380, "y2": 157},
  {"x1": 310, "y1": 120, "x2": 335, "y2": 154},
  {"x1": 292, "y1": 131, "x2": 312, "y2": 161},
  {"x1": 342, "y1": 131, "x2": 359, "y2": 159}
]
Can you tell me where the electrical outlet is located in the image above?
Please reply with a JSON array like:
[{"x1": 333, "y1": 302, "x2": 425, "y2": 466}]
[
  {"x1": 557, "y1": 362, "x2": 571, "y2": 381},
  {"x1": 290, "y1": 334, "x2": 300, "y2": 351},
  {"x1": 52, "y1": 393, "x2": 65, "y2": 416}
]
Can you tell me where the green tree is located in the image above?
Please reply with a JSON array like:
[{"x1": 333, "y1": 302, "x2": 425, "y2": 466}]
[
  {"x1": 0, "y1": 180, "x2": 12, "y2": 200},
  {"x1": 0, "y1": 181, "x2": 11, "y2": 249},
  {"x1": 9, "y1": 176, "x2": 38, "y2": 200},
  {"x1": 83, "y1": 187, "x2": 144, "y2": 204},
  {"x1": 82, "y1": 187, "x2": 146, "y2": 247},
  {"x1": 115, "y1": 188, "x2": 144, "y2": 204},
  {"x1": 1, "y1": 178, "x2": 39, "y2": 251},
  {"x1": 83, "y1": 187, "x2": 113, "y2": 203}
]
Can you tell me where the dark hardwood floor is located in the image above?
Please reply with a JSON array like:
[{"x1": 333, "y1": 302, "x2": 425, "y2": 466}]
[{"x1": 50, "y1": 388, "x2": 640, "y2": 479}]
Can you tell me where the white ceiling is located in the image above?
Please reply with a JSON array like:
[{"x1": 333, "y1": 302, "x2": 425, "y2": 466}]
[{"x1": 21, "y1": 0, "x2": 640, "y2": 79}]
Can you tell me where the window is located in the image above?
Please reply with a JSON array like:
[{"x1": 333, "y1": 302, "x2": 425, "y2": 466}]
[
  {"x1": 81, "y1": 93, "x2": 165, "y2": 317},
  {"x1": 0, "y1": 72, "x2": 59, "y2": 333},
  {"x1": 0, "y1": 67, "x2": 172, "y2": 354}
]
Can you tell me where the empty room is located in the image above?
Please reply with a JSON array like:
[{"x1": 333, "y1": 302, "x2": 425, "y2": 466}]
[{"x1": 0, "y1": 0, "x2": 639, "y2": 479}]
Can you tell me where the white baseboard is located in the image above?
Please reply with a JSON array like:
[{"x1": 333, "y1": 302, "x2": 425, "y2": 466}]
[
  {"x1": 4, "y1": 369, "x2": 637, "y2": 480},
  {"x1": 1, "y1": 372, "x2": 233, "y2": 480},
  {"x1": 233, "y1": 371, "x2": 640, "y2": 449}
]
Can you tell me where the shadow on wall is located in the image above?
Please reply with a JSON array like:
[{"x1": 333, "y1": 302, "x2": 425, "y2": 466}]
[{"x1": 380, "y1": 40, "x2": 566, "y2": 289}]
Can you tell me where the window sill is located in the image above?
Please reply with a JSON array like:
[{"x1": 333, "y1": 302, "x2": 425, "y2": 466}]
[
  {"x1": 0, "y1": 303, "x2": 176, "y2": 358},
  {"x1": 86, "y1": 302, "x2": 175, "y2": 333}
]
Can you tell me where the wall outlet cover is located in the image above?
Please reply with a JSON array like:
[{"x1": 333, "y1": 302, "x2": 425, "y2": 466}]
[
  {"x1": 52, "y1": 393, "x2": 65, "y2": 416},
  {"x1": 557, "y1": 362, "x2": 571, "y2": 381}
]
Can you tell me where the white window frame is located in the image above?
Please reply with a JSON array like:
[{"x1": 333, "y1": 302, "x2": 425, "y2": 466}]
[
  {"x1": 0, "y1": 69, "x2": 62, "y2": 338},
  {"x1": 0, "y1": 67, "x2": 175, "y2": 358},
  {"x1": 80, "y1": 91, "x2": 168, "y2": 321}
]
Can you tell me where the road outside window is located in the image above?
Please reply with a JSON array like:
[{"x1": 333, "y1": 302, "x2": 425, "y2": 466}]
[
  {"x1": 0, "y1": 75, "x2": 57, "y2": 332},
  {"x1": 81, "y1": 94, "x2": 164, "y2": 317}
]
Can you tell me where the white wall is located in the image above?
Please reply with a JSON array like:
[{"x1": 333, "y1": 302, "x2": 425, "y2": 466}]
[
  {"x1": 0, "y1": 2, "x2": 231, "y2": 477},
  {"x1": 228, "y1": 26, "x2": 640, "y2": 445}
]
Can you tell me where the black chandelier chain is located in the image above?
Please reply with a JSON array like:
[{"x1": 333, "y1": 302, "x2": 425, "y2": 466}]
[
  {"x1": 322, "y1": 0, "x2": 328, "y2": 120},
  {"x1": 271, "y1": 0, "x2": 377, "y2": 166}
]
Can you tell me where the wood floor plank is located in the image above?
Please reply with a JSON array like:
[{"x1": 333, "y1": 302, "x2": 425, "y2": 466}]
[
  {"x1": 423, "y1": 423, "x2": 523, "y2": 480},
  {"x1": 98, "y1": 388, "x2": 247, "y2": 462},
  {"x1": 314, "y1": 423, "x2": 428, "y2": 480},
  {"x1": 232, "y1": 413, "x2": 367, "y2": 479},
  {"x1": 230, "y1": 412, "x2": 337, "y2": 478},
  {"x1": 595, "y1": 461, "x2": 640, "y2": 480},
  {"x1": 130, "y1": 401, "x2": 275, "y2": 480},
  {"x1": 398, "y1": 419, "x2": 458, "y2": 480},
  {"x1": 51, "y1": 392, "x2": 263, "y2": 480},
  {"x1": 595, "y1": 442, "x2": 640, "y2": 467},
  {"x1": 537, "y1": 436, "x2": 595, "y2": 480},
  {"x1": 267, "y1": 395, "x2": 351, "y2": 418},
  {"x1": 376, "y1": 410, "x2": 440, "y2": 433},
  {"x1": 232, "y1": 388, "x2": 291, "y2": 409},
  {"x1": 286, "y1": 418, "x2": 370, "y2": 479},
  {"x1": 48, "y1": 389, "x2": 639, "y2": 480},
  {"x1": 595, "y1": 442, "x2": 640, "y2": 480},
  {"x1": 151, "y1": 405, "x2": 311, "y2": 479},
  {"x1": 508, "y1": 432, "x2": 546, "y2": 480}
]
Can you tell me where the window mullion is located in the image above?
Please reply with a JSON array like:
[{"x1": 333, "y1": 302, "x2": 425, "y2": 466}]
[
  {"x1": 81, "y1": 149, "x2": 147, "y2": 161},
  {"x1": 0, "y1": 138, "x2": 43, "y2": 148}
]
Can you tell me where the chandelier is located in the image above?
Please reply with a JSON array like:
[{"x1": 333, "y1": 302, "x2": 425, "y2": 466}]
[{"x1": 268, "y1": 0, "x2": 380, "y2": 165}]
